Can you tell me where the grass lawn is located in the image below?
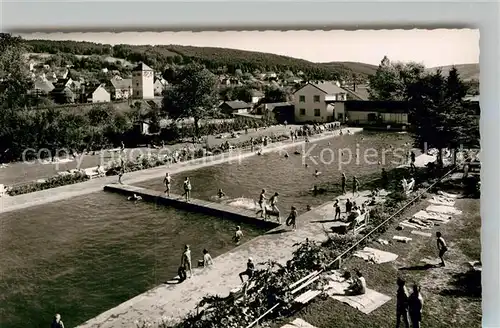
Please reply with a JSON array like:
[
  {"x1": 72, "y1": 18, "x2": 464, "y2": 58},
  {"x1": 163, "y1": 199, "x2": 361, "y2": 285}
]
[
  {"x1": 269, "y1": 195, "x2": 481, "y2": 328},
  {"x1": 0, "y1": 124, "x2": 300, "y2": 186}
]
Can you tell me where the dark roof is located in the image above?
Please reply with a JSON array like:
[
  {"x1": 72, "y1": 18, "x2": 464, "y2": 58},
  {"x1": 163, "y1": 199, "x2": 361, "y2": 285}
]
[
  {"x1": 50, "y1": 86, "x2": 74, "y2": 95},
  {"x1": 344, "y1": 100, "x2": 409, "y2": 113},
  {"x1": 110, "y1": 78, "x2": 132, "y2": 90},
  {"x1": 221, "y1": 100, "x2": 252, "y2": 109},
  {"x1": 133, "y1": 62, "x2": 154, "y2": 72},
  {"x1": 146, "y1": 99, "x2": 162, "y2": 109},
  {"x1": 264, "y1": 102, "x2": 294, "y2": 111}
]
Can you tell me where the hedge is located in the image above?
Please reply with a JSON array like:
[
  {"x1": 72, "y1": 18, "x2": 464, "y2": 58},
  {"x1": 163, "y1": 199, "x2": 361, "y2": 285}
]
[{"x1": 5, "y1": 133, "x2": 293, "y2": 196}]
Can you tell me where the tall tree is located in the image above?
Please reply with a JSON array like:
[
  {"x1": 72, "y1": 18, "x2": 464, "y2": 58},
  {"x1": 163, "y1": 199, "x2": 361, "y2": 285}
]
[
  {"x1": 407, "y1": 68, "x2": 477, "y2": 166},
  {"x1": 161, "y1": 63, "x2": 219, "y2": 137},
  {"x1": 263, "y1": 86, "x2": 287, "y2": 103},
  {"x1": 368, "y1": 56, "x2": 425, "y2": 101},
  {"x1": 0, "y1": 33, "x2": 33, "y2": 110}
]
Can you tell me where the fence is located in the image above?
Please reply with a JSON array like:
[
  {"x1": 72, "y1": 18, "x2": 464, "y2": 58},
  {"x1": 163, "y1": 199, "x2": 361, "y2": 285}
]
[{"x1": 245, "y1": 165, "x2": 458, "y2": 328}]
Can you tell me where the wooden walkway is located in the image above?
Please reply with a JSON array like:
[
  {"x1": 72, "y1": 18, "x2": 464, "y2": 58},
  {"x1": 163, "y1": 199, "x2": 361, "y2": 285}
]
[{"x1": 104, "y1": 184, "x2": 280, "y2": 229}]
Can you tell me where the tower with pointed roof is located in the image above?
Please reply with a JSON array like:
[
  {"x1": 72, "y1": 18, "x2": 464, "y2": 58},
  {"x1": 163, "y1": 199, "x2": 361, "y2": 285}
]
[{"x1": 132, "y1": 62, "x2": 154, "y2": 99}]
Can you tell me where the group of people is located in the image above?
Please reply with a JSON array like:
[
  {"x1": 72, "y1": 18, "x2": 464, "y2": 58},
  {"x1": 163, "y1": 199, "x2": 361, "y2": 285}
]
[
  {"x1": 254, "y1": 189, "x2": 299, "y2": 230},
  {"x1": 177, "y1": 226, "x2": 245, "y2": 282},
  {"x1": 162, "y1": 173, "x2": 193, "y2": 202}
]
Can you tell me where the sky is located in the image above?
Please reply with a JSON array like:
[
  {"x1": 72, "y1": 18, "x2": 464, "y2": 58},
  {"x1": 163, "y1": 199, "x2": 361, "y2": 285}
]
[{"x1": 20, "y1": 29, "x2": 479, "y2": 68}]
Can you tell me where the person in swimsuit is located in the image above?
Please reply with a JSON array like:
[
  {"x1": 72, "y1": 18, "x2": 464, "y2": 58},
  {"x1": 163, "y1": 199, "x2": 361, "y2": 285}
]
[
  {"x1": 239, "y1": 257, "x2": 255, "y2": 284},
  {"x1": 286, "y1": 206, "x2": 298, "y2": 230},
  {"x1": 341, "y1": 173, "x2": 346, "y2": 194},
  {"x1": 217, "y1": 188, "x2": 226, "y2": 199},
  {"x1": 269, "y1": 192, "x2": 280, "y2": 223},
  {"x1": 436, "y1": 232, "x2": 448, "y2": 266},
  {"x1": 203, "y1": 249, "x2": 214, "y2": 267},
  {"x1": 163, "y1": 172, "x2": 171, "y2": 197},
  {"x1": 256, "y1": 189, "x2": 266, "y2": 218},
  {"x1": 51, "y1": 314, "x2": 65, "y2": 328},
  {"x1": 183, "y1": 177, "x2": 191, "y2": 202},
  {"x1": 334, "y1": 200, "x2": 341, "y2": 220},
  {"x1": 233, "y1": 226, "x2": 243, "y2": 244},
  {"x1": 353, "y1": 176, "x2": 360, "y2": 197},
  {"x1": 118, "y1": 166, "x2": 124, "y2": 184},
  {"x1": 181, "y1": 244, "x2": 193, "y2": 278}
]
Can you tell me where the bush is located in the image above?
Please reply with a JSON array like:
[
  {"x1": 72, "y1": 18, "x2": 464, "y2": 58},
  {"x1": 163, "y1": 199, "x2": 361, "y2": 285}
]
[{"x1": 7, "y1": 172, "x2": 90, "y2": 196}]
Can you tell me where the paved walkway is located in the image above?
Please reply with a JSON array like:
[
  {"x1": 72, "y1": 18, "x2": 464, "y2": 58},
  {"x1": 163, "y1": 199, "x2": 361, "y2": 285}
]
[
  {"x1": 0, "y1": 128, "x2": 362, "y2": 214},
  {"x1": 76, "y1": 189, "x2": 375, "y2": 328}
]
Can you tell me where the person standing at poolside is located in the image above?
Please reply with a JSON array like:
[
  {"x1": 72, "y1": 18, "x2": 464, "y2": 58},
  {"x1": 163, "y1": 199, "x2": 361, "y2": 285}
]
[
  {"x1": 286, "y1": 206, "x2": 298, "y2": 231},
  {"x1": 381, "y1": 168, "x2": 388, "y2": 189},
  {"x1": 269, "y1": 192, "x2": 281, "y2": 224},
  {"x1": 256, "y1": 189, "x2": 267, "y2": 218},
  {"x1": 436, "y1": 232, "x2": 448, "y2": 266},
  {"x1": 163, "y1": 172, "x2": 171, "y2": 197},
  {"x1": 183, "y1": 177, "x2": 192, "y2": 202},
  {"x1": 181, "y1": 244, "x2": 193, "y2": 278},
  {"x1": 353, "y1": 176, "x2": 360, "y2": 197},
  {"x1": 118, "y1": 166, "x2": 124, "y2": 184},
  {"x1": 408, "y1": 284, "x2": 424, "y2": 328},
  {"x1": 334, "y1": 200, "x2": 341, "y2": 220},
  {"x1": 341, "y1": 173, "x2": 347, "y2": 194}
]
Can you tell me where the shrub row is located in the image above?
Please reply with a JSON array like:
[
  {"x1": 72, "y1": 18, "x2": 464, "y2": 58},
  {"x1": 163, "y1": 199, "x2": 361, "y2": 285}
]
[
  {"x1": 6, "y1": 133, "x2": 292, "y2": 197},
  {"x1": 6, "y1": 173, "x2": 90, "y2": 196}
]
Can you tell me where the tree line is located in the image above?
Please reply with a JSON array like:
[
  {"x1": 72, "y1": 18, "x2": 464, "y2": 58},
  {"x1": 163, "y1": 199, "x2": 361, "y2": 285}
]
[
  {"x1": 368, "y1": 56, "x2": 480, "y2": 165},
  {"x1": 23, "y1": 38, "x2": 354, "y2": 81}
]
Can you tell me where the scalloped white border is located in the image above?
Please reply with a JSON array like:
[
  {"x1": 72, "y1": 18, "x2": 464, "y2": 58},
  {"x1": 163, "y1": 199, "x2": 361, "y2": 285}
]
[{"x1": 0, "y1": 1, "x2": 498, "y2": 327}]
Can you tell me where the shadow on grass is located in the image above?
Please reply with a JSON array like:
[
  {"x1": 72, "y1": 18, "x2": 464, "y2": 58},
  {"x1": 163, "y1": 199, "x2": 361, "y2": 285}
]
[
  {"x1": 266, "y1": 229, "x2": 289, "y2": 235},
  {"x1": 399, "y1": 264, "x2": 437, "y2": 271},
  {"x1": 439, "y1": 269, "x2": 481, "y2": 298},
  {"x1": 311, "y1": 219, "x2": 338, "y2": 223}
]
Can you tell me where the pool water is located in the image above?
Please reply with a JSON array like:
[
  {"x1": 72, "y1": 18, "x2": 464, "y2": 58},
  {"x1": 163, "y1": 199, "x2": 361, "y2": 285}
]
[
  {"x1": 0, "y1": 192, "x2": 266, "y2": 328},
  {"x1": 0, "y1": 131, "x2": 413, "y2": 328},
  {"x1": 136, "y1": 131, "x2": 414, "y2": 213}
]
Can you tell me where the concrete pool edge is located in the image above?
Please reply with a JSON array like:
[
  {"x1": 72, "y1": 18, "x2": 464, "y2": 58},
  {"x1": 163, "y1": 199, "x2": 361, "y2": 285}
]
[
  {"x1": 0, "y1": 128, "x2": 363, "y2": 215},
  {"x1": 104, "y1": 184, "x2": 280, "y2": 230},
  {"x1": 75, "y1": 190, "x2": 375, "y2": 328}
]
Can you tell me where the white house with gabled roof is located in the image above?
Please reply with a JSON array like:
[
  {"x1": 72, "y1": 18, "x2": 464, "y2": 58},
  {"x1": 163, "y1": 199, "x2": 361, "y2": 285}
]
[{"x1": 293, "y1": 81, "x2": 348, "y2": 123}]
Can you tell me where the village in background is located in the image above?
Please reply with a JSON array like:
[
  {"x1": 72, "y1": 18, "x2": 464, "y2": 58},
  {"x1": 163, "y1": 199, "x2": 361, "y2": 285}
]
[{"x1": 20, "y1": 38, "x2": 479, "y2": 135}]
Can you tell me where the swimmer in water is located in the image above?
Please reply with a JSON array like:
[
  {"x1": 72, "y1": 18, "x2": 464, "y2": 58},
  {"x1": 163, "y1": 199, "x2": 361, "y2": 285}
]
[
  {"x1": 284, "y1": 152, "x2": 289, "y2": 158},
  {"x1": 314, "y1": 169, "x2": 321, "y2": 177},
  {"x1": 233, "y1": 226, "x2": 243, "y2": 244},
  {"x1": 217, "y1": 188, "x2": 226, "y2": 198},
  {"x1": 294, "y1": 149, "x2": 301, "y2": 155},
  {"x1": 305, "y1": 163, "x2": 309, "y2": 168},
  {"x1": 128, "y1": 193, "x2": 142, "y2": 201}
]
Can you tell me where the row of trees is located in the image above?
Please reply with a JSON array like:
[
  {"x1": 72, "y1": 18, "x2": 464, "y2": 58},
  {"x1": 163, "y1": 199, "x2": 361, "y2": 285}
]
[
  {"x1": 368, "y1": 56, "x2": 480, "y2": 164},
  {"x1": 23, "y1": 38, "x2": 353, "y2": 81},
  {"x1": 1, "y1": 35, "x2": 278, "y2": 162}
]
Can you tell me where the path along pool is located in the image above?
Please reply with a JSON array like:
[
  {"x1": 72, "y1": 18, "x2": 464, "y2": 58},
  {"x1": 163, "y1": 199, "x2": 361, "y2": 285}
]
[{"x1": 0, "y1": 131, "x2": 413, "y2": 328}]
